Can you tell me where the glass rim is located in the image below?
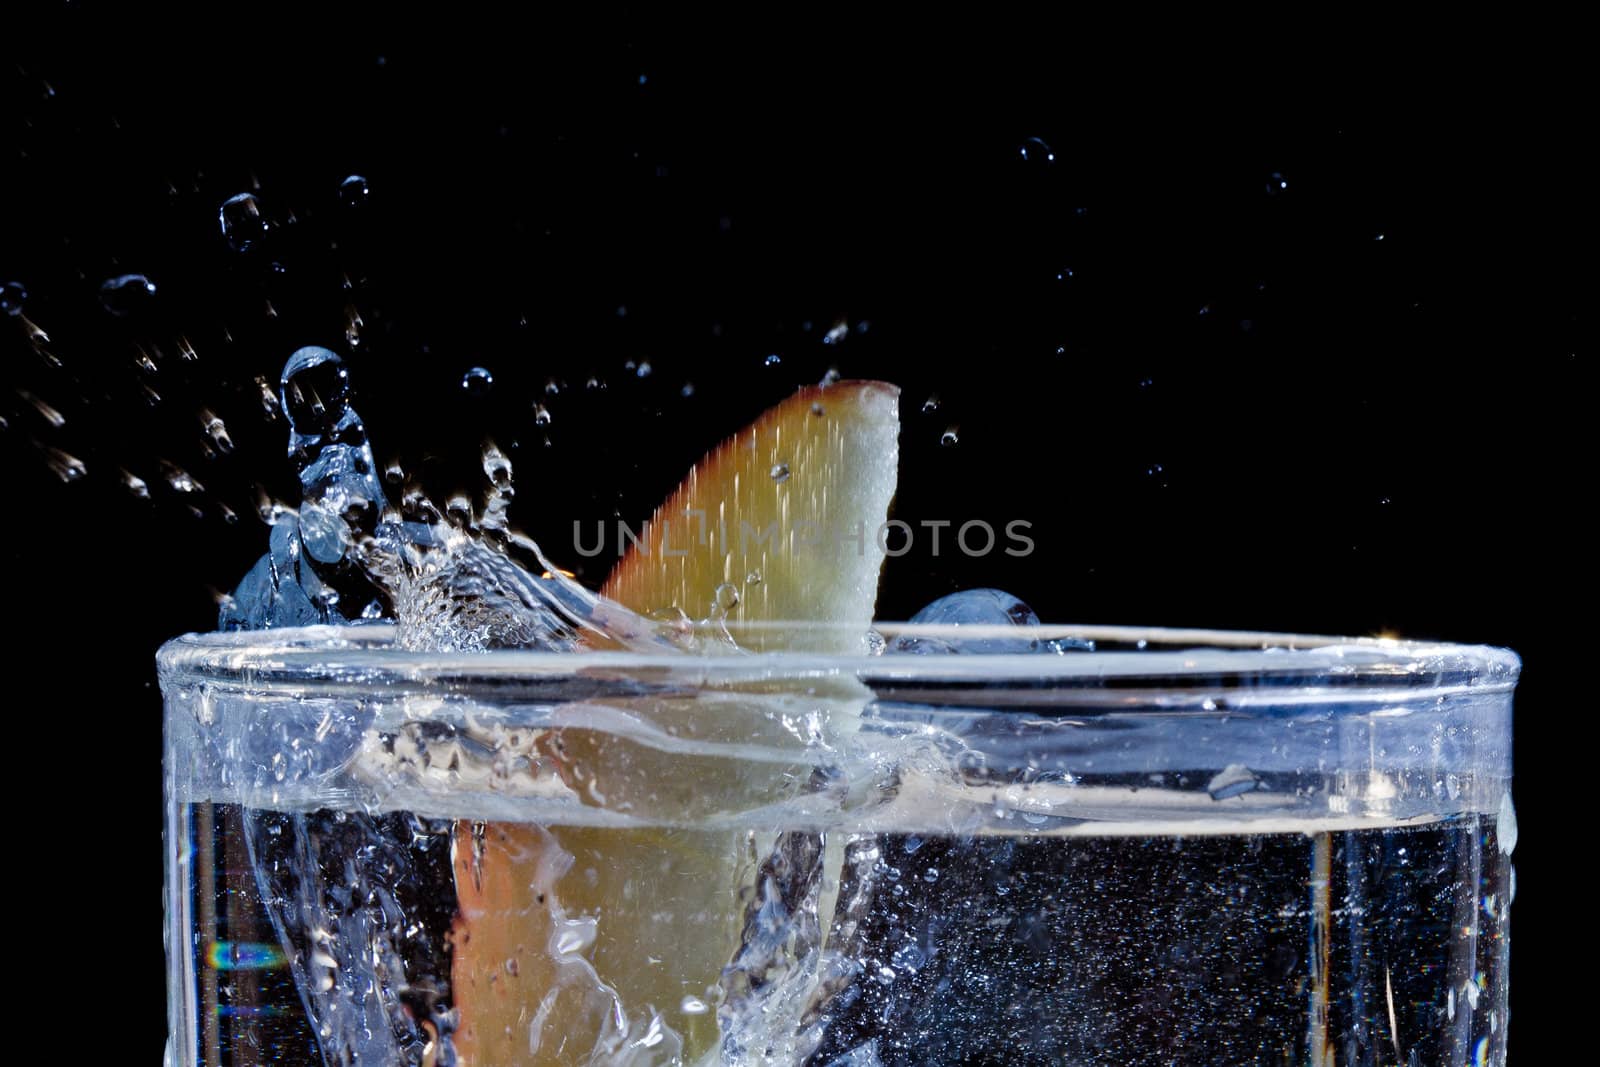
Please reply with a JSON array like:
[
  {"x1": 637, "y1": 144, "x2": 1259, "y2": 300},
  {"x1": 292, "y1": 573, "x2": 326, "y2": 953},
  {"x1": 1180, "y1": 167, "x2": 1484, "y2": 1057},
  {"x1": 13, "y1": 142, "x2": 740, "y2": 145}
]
[{"x1": 158, "y1": 622, "x2": 1520, "y2": 706}]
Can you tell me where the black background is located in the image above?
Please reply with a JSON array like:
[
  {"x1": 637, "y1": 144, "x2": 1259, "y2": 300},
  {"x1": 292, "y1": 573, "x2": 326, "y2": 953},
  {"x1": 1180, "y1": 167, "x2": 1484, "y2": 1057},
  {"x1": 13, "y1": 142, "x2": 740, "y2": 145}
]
[{"x1": 2, "y1": 6, "x2": 1583, "y2": 1062}]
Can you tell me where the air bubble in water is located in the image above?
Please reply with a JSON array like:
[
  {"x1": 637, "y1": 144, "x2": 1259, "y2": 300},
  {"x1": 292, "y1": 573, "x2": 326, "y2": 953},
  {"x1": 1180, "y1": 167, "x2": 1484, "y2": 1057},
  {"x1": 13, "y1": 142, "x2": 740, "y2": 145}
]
[
  {"x1": 339, "y1": 175, "x2": 370, "y2": 207},
  {"x1": 764, "y1": 353, "x2": 782, "y2": 367},
  {"x1": 460, "y1": 367, "x2": 494, "y2": 396},
  {"x1": 940, "y1": 427, "x2": 959, "y2": 446},
  {"x1": 769, "y1": 462, "x2": 790, "y2": 483},
  {"x1": 0, "y1": 280, "x2": 27, "y2": 316},
  {"x1": 99, "y1": 274, "x2": 157, "y2": 316},
  {"x1": 1207, "y1": 764, "x2": 1261, "y2": 800},
  {"x1": 712, "y1": 582, "x2": 740, "y2": 617},
  {"x1": 921, "y1": 395, "x2": 940, "y2": 414},
  {"x1": 680, "y1": 996, "x2": 708, "y2": 1016},
  {"x1": 219, "y1": 192, "x2": 268, "y2": 251}
]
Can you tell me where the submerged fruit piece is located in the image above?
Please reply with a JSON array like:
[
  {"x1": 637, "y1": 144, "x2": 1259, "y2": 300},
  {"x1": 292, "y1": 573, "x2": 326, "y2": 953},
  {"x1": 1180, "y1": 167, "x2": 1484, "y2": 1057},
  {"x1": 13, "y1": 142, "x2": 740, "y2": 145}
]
[
  {"x1": 603, "y1": 380, "x2": 900, "y2": 653},
  {"x1": 451, "y1": 381, "x2": 900, "y2": 1064}
]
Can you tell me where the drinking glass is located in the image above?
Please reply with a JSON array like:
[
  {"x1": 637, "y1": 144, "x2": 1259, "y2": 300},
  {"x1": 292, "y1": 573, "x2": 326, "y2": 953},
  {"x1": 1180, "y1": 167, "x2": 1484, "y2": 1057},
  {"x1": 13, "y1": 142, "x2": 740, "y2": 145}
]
[{"x1": 162, "y1": 622, "x2": 1517, "y2": 1066}]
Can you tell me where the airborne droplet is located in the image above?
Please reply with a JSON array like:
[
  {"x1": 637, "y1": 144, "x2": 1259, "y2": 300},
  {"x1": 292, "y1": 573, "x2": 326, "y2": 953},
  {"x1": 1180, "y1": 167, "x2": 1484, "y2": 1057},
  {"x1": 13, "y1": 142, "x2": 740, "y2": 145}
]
[
  {"x1": 461, "y1": 367, "x2": 494, "y2": 397},
  {"x1": 0, "y1": 280, "x2": 27, "y2": 316},
  {"x1": 99, "y1": 274, "x2": 158, "y2": 316},
  {"x1": 769, "y1": 462, "x2": 790, "y2": 483},
  {"x1": 1018, "y1": 136, "x2": 1056, "y2": 167},
  {"x1": 44, "y1": 447, "x2": 87, "y2": 482},
  {"x1": 219, "y1": 192, "x2": 268, "y2": 251},
  {"x1": 200, "y1": 410, "x2": 234, "y2": 453},
  {"x1": 339, "y1": 175, "x2": 370, "y2": 207}
]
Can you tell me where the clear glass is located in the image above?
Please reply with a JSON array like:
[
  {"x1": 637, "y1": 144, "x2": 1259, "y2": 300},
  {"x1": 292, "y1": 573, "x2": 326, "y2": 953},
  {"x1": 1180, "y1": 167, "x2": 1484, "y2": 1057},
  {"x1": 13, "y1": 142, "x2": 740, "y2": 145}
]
[{"x1": 161, "y1": 623, "x2": 1518, "y2": 1066}]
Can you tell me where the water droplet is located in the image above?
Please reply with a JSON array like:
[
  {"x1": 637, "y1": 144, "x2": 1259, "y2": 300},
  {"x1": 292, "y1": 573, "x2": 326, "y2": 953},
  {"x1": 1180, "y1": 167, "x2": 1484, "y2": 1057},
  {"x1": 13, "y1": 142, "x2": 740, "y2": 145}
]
[
  {"x1": 922, "y1": 867, "x2": 939, "y2": 883},
  {"x1": 45, "y1": 447, "x2": 86, "y2": 482},
  {"x1": 745, "y1": 570, "x2": 763, "y2": 585},
  {"x1": 99, "y1": 274, "x2": 157, "y2": 316},
  {"x1": 281, "y1": 347, "x2": 351, "y2": 436},
  {"x1": 0, "y1": 280, "x2": 27, "y2": 316},
  {"x1": 255, "y1": 376, "x2": 283, "y2": 419},
  {"x1": 18, "y1": 390, "x2": 64, "y2": 429},
  {"x1": 1266, "y1": 171, "x2": 1288, "y2": 196},
  {"x1": 921, "y1": 395, "x2": 940, "y2": 414},
  {"x1": 1146, "y1": 463, "x2": 1164, "y2": 477},
  {"x1": 1055, "y1": 267, "x2": 1075, "y2": 282},
  {"x1": 810, "y1": 401, "x2": 824, "y2": 416},
  {"x1": 219, "y1": 192, "x2": 267, "y2": 251},
  {"x1": 819, "y1": 367, "x2": 841, "y2": 386},
  {"x1": 682, "y1": 383, "x2": 697, "y2": 398},
  {"x1": 769, "y1": 462, "x2": 790, "y2": 483},
  {"x1": 344, "y1": 304, "x2": 363, "y2": 346},
  {"x1": 822, "y1": 323, "x2": 848, "y2": 345},
  {"x1": 339, "y1": 175, "x2": 369, "y2": 207},
  {"x1": 481, "y1": 444, "x2": 513, "y2": 489},
  {"x1": 461, "y1": 367, "x2": 494, "y2": 396},
  {"x1": 161, "y1": 460, "x2": 202, "y2": 494},
  {"x1": 940, "y1": 427, "x2": 959, "y2": 447},
  {"x1": 635, "y1": 361, "x2": 652, "y2": 378},
  {"x1": 533, "y1": 403, "x2": 552, "y2": 426},
  {"x1": 1017, "y1": 136, "x2": 1055, "y2": 167},
  {"x1": 544, "y1": 378, "x2": 562, "y2": 396},
  {"x1": 200, "y1": 409, "x2": 234, "y2": 453},
  {"x1": 120, "y1": 469, "x2": 150, "y2": 498},
  {"x1": 585, "y1": 376, "x2": 606, "y2": 391},
  {"x1": 384, "y1": 460, "x2": 404, "y2": 484},
  {"x1": 680, "y1": 996, "x2": 708, "y2": 1015},
  {"x1": 764, "y1": 353, "x2": 782, "y2": 367}
]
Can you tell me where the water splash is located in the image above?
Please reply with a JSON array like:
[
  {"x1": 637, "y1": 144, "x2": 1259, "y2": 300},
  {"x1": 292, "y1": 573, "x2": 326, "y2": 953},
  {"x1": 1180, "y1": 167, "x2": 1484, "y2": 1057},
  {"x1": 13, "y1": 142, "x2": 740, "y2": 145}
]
[{"x1": 221, "y1": 346, "x2": 663, "y2": 652}]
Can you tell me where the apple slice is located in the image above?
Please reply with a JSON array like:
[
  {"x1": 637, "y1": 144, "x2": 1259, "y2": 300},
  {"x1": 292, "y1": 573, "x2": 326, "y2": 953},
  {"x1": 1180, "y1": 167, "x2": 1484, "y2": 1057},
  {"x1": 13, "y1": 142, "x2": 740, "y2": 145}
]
[
  {"x1": 450, "y1": 381, "x2": 900, "y2": 1065},
  {"x1": 605, "y1": 381, "x2": 900, "y2": 654}
]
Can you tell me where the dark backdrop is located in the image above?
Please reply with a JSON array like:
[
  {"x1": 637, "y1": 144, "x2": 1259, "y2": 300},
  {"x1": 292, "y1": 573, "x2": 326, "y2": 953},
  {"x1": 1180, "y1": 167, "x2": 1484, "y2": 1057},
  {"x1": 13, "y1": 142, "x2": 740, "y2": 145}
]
[{"x1": 2, "y1": 6, "x2": 1583, "y2": 1062}]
